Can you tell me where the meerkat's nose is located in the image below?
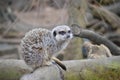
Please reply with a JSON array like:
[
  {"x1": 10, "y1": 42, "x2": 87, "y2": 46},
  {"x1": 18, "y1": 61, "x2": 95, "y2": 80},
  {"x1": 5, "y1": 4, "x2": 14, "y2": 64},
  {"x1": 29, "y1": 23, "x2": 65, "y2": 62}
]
[{"x1": 66, "y1": 35, "x2": 70, "y2": 38}]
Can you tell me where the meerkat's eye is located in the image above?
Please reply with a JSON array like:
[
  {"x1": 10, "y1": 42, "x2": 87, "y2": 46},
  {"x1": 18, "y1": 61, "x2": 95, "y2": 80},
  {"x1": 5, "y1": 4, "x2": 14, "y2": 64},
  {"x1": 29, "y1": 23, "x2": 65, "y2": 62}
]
[
  {"x1": 59, "y1": 31, "x2": 66, "y2": 35},
  {"x1": 68, "y1": 30, "x2": 71, "y2": 33}
]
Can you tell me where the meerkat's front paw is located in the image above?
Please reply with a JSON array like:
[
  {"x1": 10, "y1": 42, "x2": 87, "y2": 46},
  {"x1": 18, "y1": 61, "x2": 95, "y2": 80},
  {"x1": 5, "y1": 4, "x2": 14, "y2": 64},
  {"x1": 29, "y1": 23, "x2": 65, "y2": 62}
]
[
  {"x1": 52, "y1": 57, "x2": 66, "y2": 71},
  {"x1": 44, "y1": 61, "x2": 53, "y2": 66}
]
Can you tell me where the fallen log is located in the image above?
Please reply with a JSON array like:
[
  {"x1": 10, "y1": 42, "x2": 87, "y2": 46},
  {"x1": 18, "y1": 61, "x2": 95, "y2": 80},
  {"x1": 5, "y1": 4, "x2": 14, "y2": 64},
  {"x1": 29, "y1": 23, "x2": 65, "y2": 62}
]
[
  {"x1": 0, "y1": 56, "x2": 120, "y2": 80},
  {"x1": 0, "y1": 59, "x2": 32, "y2": 80},
  {"x1": 21, "y1": 56, "x2": 120, "y2": 80}
]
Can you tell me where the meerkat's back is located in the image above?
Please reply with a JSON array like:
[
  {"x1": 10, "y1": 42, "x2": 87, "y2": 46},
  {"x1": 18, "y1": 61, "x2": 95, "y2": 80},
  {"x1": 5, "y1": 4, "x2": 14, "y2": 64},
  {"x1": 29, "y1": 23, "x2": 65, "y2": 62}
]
[{"x1": 21, "y1": 28, "x2": 55, "y2": 68}]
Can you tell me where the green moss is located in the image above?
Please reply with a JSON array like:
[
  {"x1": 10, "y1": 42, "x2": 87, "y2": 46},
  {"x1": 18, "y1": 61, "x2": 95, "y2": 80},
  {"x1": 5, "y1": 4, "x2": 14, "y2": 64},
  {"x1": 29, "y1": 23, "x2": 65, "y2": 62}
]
[
  {"x1": 81, "y1": 63, "x2": 120, "y2": 80},
  {"x1": 107, "y1": 62, "x2": 120, "y2": 69},
  {"x1": 74, "y1": 38, "x2": 83, "y2": 59},
  {"x1": 82, "y1": 70, "x2": 103, "y2": 80},
  {"x1": 65, "y1": 72, "x2": 81, "y2": 80},
  {"x1": 0, "y1": 68, "x2": 22, "y2": 80},
  {"x1": 65, "y1": 62, "x2": 120, "y2": 80}
]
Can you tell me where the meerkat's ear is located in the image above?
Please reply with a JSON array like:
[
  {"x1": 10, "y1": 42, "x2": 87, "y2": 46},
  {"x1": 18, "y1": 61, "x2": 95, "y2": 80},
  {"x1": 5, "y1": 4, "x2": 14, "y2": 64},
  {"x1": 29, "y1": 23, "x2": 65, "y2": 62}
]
[{"x1": 53, "y1": 30, "x2": 57, "y2": 37}]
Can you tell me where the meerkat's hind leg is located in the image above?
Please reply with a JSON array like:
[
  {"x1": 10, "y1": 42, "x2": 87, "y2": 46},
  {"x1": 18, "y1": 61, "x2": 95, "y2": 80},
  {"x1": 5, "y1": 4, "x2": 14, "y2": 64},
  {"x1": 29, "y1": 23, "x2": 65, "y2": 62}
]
[{"x1": 52, "y1": 57, "x2": 67, "y2": 71}]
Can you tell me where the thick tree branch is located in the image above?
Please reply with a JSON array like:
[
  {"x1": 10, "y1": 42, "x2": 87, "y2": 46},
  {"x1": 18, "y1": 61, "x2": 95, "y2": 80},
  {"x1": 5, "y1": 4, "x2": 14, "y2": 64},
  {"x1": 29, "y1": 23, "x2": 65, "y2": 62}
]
[
  {"x1": 76, "y1": 30, "x2": 120, "y2": 55},
  {"x1": 71, "y1": 24, "x2": 120, "y2": 55}
]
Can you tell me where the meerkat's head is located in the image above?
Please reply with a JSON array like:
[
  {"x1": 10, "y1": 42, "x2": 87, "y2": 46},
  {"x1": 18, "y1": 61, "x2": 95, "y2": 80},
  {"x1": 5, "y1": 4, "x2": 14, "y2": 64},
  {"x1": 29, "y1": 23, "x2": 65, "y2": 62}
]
[{"x1": 52, "y1": 25, "x2": 73, "y2": 42}]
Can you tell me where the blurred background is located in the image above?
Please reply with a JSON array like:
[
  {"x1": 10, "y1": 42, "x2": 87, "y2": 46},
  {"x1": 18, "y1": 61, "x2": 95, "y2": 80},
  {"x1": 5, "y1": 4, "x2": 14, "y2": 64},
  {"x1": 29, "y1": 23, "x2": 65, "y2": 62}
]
[{"x1": 0, "y1": 0, "x2": 120, "y2": 60}]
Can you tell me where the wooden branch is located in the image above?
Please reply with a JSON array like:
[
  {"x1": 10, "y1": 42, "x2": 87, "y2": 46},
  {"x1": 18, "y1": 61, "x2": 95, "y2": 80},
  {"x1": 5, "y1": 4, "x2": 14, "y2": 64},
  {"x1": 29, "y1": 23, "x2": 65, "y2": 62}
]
[
  {"x1": 71, "y1": 24, "x2": 120, "y2": 55},
  {"x1": 104, "y1": 1, "x2": 120, "y2": 15},
  {"x1": 77, "y1": 29, "x2": 120, "y2": 55},
  {"x1": 105, "y1": 33, "x2": 120, "y2": 46},
  {"x1": 89, "y1": 4, "x2": 120, "y2": 30},
  {"x1": 0, "y1": 38, "x2": 21, "y2": 44},
  {"x1": 86, "y1": 20, "x2": 111, "y2": 33}
]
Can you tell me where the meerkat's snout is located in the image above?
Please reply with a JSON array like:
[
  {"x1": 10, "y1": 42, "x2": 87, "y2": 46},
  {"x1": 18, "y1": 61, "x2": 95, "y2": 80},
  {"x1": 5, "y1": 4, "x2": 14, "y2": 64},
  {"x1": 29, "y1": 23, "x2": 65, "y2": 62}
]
[
  {"x1": 66, "y1": 35, "x2": 70, "y2": 38},
  {"x1": 67, "y1": 31, "x2": 73, "y2": 39},
  {"x1": 66, "y1": 33, "x2": 72, "y2": 40}
]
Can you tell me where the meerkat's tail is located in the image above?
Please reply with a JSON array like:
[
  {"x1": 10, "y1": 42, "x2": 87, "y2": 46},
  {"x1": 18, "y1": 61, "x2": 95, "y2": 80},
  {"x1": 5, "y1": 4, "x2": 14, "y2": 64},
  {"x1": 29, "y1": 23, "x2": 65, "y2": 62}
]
[{"x1": 52, "y1": 57, "x2": 67, "y2": 71}]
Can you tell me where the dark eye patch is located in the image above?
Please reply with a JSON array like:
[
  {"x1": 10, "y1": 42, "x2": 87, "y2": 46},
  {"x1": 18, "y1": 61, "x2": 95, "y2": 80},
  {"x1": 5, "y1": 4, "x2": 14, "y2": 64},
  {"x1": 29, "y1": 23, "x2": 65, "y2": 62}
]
[
  {"x1": 53, "y1": 31, "x2": 56, "y2": 37},
  {"x1": 59, "y1": 31, "x2": 66, "y2": 35},
  {"x1": 68, "y1": 30, "x2": 71, "y2": 33}
]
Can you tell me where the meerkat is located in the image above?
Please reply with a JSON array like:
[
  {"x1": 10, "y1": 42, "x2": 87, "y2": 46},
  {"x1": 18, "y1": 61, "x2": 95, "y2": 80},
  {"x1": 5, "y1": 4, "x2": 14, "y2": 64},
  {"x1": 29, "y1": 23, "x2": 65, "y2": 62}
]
[{"x1": 20, "y1": 25, "x2": 73, "y2": 71}]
